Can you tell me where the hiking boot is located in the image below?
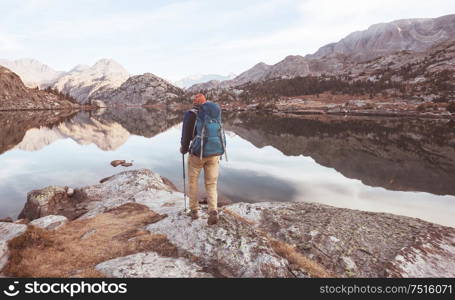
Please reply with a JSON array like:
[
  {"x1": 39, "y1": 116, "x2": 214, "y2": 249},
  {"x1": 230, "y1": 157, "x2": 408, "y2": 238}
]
[
  {"x1": 189, "y1": 210, "x2": 199, "y2": 220},
  {"x1": 208, "y1": 210, "x2": 218, "y2": 225}
]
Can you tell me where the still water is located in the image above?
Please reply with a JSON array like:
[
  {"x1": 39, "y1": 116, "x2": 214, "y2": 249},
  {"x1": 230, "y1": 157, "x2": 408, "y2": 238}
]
[{"x1": 1, "y1": 108, "x2": 455, "y2": 226}]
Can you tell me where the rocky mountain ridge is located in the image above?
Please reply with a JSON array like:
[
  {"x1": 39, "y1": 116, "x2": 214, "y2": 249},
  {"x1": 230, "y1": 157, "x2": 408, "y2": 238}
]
[
  {"x1": 52, "y1": 59, "x2": 130, "y2": 104},
  {"x1": 0, "y1": 58, "x2": 65, "y2": 88},
  {"x1": 0, "y1": 66, "x2": 78, "y2": 111},
  {"x1": 193, "y1": 38, "x2": 455, "y2": 108},
  {"x1": 0, "y1": 58, "x2": 135, "y2": 105},
  {"x1": 308, "y1": 14, "x2": 455, "y2": 62},
  {"x1": 0, "y1": 57, "x2": 189, "y2": 107},
  {"x1": 189, "y1": 14, "x2": 455, "y2": 91},
  {"x1": 89, "y1": 73, "x2": 184, "y2": 106}
]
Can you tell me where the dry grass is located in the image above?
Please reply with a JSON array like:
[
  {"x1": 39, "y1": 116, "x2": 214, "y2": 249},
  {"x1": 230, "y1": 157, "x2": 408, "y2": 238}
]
[
  {"x1": 269, "y1": 239, "x2": 333, "y2": 278},
  {"x1": 222, "y1": 208, "x2": 257, "y2": 226},
  {"x1": 4, "y1": 203, "x2": 177, "y2": 278},
  {"x1": 5, "y1": 202, "x2": 334, "y2": 278}
]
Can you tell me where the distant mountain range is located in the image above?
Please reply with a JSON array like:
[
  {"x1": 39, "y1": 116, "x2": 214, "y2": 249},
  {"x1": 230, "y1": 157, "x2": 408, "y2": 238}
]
[
  {"x1": 0, "y1": 58, "x2": 184, "y2": 105},
  {"x1": 174, "y1": 73, "x2": 236, "y2": 88},
  {"x1": 0, "y1": 58, "x2": 130, "y2": 104},
  {"x1": 1, "y1": 13, "x2": 454, "y2": 107},
  {"x1": 228, "y1": 38, "x2": 455, "y2": 105},
  {"x1": 189, "y1": 14, "x2": 455, "y2": 91}
]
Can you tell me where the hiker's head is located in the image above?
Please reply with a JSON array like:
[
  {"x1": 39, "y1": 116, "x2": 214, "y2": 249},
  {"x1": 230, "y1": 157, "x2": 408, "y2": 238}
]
[{"x1": 193, "y1": 93, "x2": 206, "y2": 106}]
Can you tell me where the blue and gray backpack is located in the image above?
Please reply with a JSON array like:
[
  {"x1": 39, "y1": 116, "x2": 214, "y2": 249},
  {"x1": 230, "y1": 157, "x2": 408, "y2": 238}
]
[{"x1": 190, "y1": 101, "x2": 227, "y2": 160}]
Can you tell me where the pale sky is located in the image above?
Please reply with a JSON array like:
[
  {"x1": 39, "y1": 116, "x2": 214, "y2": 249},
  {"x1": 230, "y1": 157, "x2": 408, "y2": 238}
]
[{"x1": 0, "y1": 0, "x2": 454, "y2": 81}]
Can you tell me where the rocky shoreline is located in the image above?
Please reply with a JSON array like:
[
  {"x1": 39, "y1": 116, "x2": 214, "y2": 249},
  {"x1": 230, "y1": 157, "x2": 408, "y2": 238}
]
[
  {"x1": 2, "y1": 104, "x2": 453, "y2": 120},
  {"x1": 1, "y1": 169, "x2": 454, "y2": 278},
  {"x1": 220, "y1": 97, "x2": 455, "y2": 119},
  {"x1": 2, "y1": 91, "x2": 452, "y2": 120}
]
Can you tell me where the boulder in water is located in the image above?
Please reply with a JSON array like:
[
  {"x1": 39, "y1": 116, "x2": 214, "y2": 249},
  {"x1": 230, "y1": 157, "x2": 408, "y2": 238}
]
[
  {"x1": 18, "y1": 186, "x2": 88, "y2": 221},
  {"x1": 111, "y1": 160, "x2": 126, "y2": 167}
]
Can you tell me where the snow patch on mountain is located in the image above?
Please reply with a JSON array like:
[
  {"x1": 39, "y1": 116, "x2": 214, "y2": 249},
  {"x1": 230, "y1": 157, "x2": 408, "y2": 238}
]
[{"x1": 52, "y1": 59, "x2": 129, "y2": 103}]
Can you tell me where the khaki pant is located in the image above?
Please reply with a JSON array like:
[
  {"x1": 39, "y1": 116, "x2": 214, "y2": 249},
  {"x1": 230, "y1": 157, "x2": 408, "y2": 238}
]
[{"x1": 188, "y1": 155, "x2": 220, "y2": 213}]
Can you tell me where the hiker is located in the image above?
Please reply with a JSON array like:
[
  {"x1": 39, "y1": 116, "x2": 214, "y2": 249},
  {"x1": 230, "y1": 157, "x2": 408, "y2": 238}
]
[{"x1": 180, "y1": 93, "x2": 227, "y2": 225}]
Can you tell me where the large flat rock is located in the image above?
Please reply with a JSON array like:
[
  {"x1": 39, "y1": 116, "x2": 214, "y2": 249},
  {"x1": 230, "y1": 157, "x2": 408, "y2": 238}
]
[
  {"x1": 29, "y1": 215, "x2": 68, "y2": 230},
  {"x1": 227, "y1": 202, "x2": 455, "y2": 277},
  {"x1": 18, "y1": 169, "x2": 179, "y2": 221},
  {"x1": 14, "y1": 168, "x2": 455, "y2": 278},
  {"x1": 385, "y1": 231, "x2": 455, "y2": 278},
  {"x1": 147, "y1": 210, "x2": 297, "y2": 278},
  {"x1": 96, "y1": 252, "x2": 212, "y2": 278}
]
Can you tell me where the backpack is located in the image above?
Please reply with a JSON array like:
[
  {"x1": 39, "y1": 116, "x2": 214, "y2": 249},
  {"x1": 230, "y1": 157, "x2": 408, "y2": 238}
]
[{"x1": 190, "y1": 101, "x2": 227, "y2": 160}]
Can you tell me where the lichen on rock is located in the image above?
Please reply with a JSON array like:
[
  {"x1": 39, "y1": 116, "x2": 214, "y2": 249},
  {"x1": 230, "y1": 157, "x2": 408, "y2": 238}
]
[
  {"x1": 227, "y1": 202, "x2": 455, "y2": 278},
  {"x1": 96, "y1": 252, "x2": 212, "y2": 278},
  {"x1": 29, "y1": 215, "x2": 68, "y2": 230}
]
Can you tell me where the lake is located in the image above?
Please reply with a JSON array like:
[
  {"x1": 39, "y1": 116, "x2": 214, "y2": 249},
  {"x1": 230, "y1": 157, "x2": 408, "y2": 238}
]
[{"x1": 1, "y1": 108, "x2": 455, "y2": 227}]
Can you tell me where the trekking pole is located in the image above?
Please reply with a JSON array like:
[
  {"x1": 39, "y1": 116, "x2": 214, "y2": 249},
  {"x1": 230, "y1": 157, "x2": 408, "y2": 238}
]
[{"x1": 182, "y1": 154, "x2": 187, "y2": 212}]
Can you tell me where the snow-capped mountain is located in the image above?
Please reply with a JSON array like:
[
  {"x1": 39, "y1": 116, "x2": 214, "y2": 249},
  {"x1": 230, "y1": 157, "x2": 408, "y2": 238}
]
[
  {"x1": 0, "y1": 58, "x2": 65, "y2": 88},
  {"x1": 174, "y1": 73, "x2": 236, "y2": 88},
  {"x1": 69, "y1": 64, "x2": 90, "y2": 73},
  {"x1": 52, "y1": 59, "x2": 130, "y2": 103}
]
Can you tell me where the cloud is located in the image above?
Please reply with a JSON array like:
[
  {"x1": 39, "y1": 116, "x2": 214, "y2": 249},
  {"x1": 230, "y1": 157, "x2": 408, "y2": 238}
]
[
  {"x1": 0, "y1": 34, "x2": 24, "y2": 56},
  {"x1": 0, "y1": 33, "x2": 23, "y2": 49}
]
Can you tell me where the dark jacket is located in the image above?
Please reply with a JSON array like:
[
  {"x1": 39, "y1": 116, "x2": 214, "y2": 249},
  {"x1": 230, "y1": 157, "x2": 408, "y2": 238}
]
[{"x1": 180, "y1": 106, "x2": 199, "y2": 154}]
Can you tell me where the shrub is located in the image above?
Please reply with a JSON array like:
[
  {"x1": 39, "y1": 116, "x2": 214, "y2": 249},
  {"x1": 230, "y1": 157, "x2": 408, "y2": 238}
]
[
  {"x1": 416, "y1": 103, "x2": 426, "y2": 112},
  {"x1": 417, "y1": 102, "x2": 437, "y2": 112},
  {"x1": 447, "y1": 102, "x2": 455, "y2": 113},
  {"x1": 364, "y1": 103, "x2": 376, "y2": 110}
]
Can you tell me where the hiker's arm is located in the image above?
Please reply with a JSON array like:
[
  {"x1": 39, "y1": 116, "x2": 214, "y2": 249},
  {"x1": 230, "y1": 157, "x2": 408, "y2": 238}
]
[{"x1": 180, "y1": 111, "x2": 196, "y2": 154}]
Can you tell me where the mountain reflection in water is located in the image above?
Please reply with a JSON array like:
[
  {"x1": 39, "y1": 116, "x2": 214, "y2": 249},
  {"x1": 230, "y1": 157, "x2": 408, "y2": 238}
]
[{"x1": 0, "y1": 108, "x2": 454, "y2": 227}]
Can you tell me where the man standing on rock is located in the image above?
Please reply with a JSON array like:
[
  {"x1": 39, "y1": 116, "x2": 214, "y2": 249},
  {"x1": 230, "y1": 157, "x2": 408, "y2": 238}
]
[{"x1": 180, "y1": 93, "x2": 227, "y2": 225}]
